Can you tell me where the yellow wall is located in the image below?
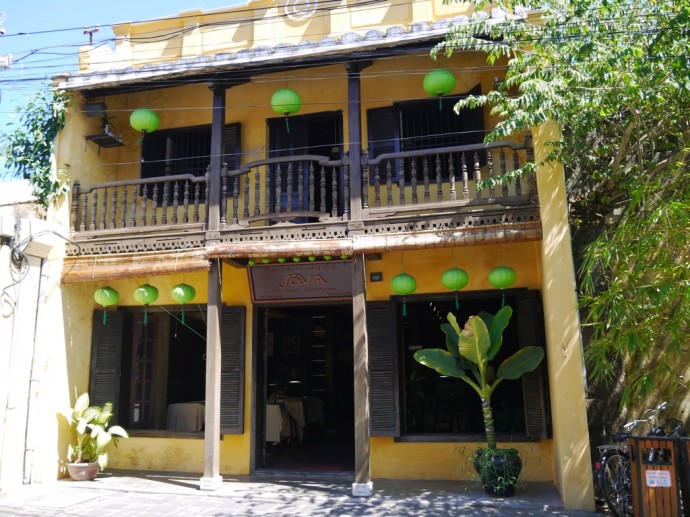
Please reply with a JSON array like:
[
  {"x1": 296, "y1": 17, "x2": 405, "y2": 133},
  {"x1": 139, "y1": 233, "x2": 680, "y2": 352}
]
[
  {"x1": 534, "y1": 121, "x2": 595, "y2": 510},
  {"x1": 372, "y1": 438, "x2": 553, "y2": 482},
  {"x1": 60, "y1": 264, "x2": 253, "y2": 476}
]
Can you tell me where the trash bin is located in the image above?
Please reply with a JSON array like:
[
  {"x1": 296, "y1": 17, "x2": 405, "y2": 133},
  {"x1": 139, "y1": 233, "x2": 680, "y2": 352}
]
[{"x1": 629, "y1": 436, "x2": 683, "y2": 516}]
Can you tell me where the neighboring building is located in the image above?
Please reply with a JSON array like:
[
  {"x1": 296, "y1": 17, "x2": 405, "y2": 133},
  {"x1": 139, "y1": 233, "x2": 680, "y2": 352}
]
[{"x1": 0, "y1": 1, "x2": 594, "y2": 511}]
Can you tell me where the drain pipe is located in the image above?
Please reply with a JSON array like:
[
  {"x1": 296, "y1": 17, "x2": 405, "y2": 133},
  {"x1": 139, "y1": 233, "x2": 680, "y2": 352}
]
[{"x1": 22, "y1": 255, "x2": 47, "y2": 484}]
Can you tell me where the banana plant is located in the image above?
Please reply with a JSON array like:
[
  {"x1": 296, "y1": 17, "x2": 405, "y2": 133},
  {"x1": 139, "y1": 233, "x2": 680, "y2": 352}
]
[{"x1": 414, "y1": 305, "x2": 543, "y2": 450}]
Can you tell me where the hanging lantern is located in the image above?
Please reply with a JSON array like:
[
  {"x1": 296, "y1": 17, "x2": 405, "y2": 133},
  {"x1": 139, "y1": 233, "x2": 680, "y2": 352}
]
[
  {"x1": 133, "y1": 283, "x2": 159, "y2": 325},
  {"x1": 171, "y1": 283, "x2": 196, "y2": 324},
  {"x1": 391, "y1": 272, "x2": 417, "y2": 317},
  {"x1": 278, "y1": 257, "x2": 286, "y2": 263},
  {"x1": 308, "y1": 256, "x2": 316, "y2": 262},
  {"x1": 488, "y1": 265, "x2": 516, "y2": 307},
  {"x1": 270, "y1": 88, "x2": 301, "y2": 133},
  {"x1": 293, "y1": 257, "x2": 301, "y2": 262},
  {"x1": 129, "y1": 109, "x2": 160, "y2": 143},
  {"x1": 423, "y1": 69, "x2": 456, "y2": 111},
  {"x1": 323, "y1": 255, "x2": 332, "y2": 261},
  {"x1": 247, "y1": 259, "x2": 256, "y2": 266},
  {"x1": 94, "y1": 286, "x2": 119, "y2": 325},
  {"x1": 441, "y1": 267, "x2": 469, "y2": 310}
]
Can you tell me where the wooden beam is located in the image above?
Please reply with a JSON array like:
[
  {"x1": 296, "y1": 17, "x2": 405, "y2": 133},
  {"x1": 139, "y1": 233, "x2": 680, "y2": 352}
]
[{"x1": 205, "y1": 221, "x2": 542, "y2": 259}]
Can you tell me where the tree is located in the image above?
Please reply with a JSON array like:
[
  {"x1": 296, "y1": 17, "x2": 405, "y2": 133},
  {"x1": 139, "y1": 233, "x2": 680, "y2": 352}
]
[
  {"x1": 437, "y1": 0, "x2": 690, "y2": 408},
  {"x1": 1, "y1": 89, "x2": 69, "y2": 208}
]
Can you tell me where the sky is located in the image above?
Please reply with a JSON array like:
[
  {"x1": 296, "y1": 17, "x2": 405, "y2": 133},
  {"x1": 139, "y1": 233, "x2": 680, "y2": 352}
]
[{"x1": 0, "y1": 0, "x2": 245, "y2": 154}]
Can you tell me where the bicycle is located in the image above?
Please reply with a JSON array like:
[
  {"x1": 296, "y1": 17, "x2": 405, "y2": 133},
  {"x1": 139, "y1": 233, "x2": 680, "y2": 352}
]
[{"x1": 595, "y1": 401, "x2": 685, "y2": 517}]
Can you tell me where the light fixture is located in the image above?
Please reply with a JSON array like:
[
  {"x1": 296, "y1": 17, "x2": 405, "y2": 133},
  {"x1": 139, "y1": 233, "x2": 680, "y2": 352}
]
[
  {"x1": 391, "y1": 272, "x2": 417, "y2": 317},
  {"x1": 441, "y1": 267, "x2": 468, "y2": 310},
  {"x1": 171, "y1": 283, "x2": 196, "y2": 324},
  {"x1": 133, "y1": 283, "x2": 159, "y2": 325},
  {"x1": 488, "y1": 265, "x2": 516, "y2": 307},
  {"x1": 423, "y1": 69, "x2": 456, "y2": 111},
  {"x1": 94, "y1": 286, "x2": 119, "y2": 325},
  {"x1": 270, "y1": 88, "x2": 301, "y2": 132},
  {"x1": 129, "y1": 108, "x2": 160, "y2": 143}
]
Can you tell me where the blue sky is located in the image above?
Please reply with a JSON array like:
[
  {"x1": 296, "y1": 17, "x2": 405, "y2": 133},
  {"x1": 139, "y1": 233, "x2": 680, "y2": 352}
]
[{"x1": 0, "y1": 1, "x2": 244, "y2": 155}]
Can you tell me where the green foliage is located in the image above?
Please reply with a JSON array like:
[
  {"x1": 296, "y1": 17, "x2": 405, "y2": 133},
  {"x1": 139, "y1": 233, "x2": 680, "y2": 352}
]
[
  {"x1": 414, "y1": 306, "x2": 544, "y2": 449},
  {"x1": 438, "y1": 0, "x2": 690, "y2": 406},
  {"x1": 1, "y1": 89, "x2": 70, "y2": 208},
  {"x1": 66, "y1": 392, "x2": 128, "y2": 471}
]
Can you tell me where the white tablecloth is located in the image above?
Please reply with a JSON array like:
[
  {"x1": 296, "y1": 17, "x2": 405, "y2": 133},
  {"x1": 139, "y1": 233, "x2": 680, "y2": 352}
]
[{"x1": 167, "y1": 402, "x2": 205, "y2": 432}]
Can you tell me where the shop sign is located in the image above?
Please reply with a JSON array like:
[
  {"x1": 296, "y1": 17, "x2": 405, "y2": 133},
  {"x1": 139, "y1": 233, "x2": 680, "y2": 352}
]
[{"x1": 249, "y1": 261, "x2": 352, "y2": 303}]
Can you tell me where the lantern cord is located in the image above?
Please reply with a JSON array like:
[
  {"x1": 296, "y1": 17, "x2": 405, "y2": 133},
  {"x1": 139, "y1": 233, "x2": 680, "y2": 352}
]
[
  {"x1": 181, "y1": 309, "x2": 186, "y2": 325},
  {"x1": 174, "y1": 249, "x2": 180, "y2": 273},
  {"x1": 501, "y1": 291, "x2": 506, "y2": 307},
  {"x1": 455, "y1": 291, "x2": 460, "y2": 310},
  {"x1": 91, "y1": 256, "x2": 98, "y2": 280},
  {"x1": 285, "y1": 116, "x2": 290, "y2": 134},
  {"x1": 102, "y1": 310, "x2": 107, "y2": 326},
  {"x1": 403, "y1": 299, "x2": 407, "y2": 317},
  {"x1": 143, "y1": 307, "x2": 148, "y2": 325},
  {"x1": 438, "y1": 97, "x2": 443, "y2": 111}
]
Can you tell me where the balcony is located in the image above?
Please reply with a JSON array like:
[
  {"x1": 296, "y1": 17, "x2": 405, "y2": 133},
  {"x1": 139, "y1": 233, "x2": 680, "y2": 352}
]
[{"x1": 68, "y1": 139, "x2": 540, "y2": 258}]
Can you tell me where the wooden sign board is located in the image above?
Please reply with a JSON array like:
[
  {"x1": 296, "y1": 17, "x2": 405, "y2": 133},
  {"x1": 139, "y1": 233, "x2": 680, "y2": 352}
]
[{"x1": 248, "y1": 260, "x2": 353, "y2": 304}]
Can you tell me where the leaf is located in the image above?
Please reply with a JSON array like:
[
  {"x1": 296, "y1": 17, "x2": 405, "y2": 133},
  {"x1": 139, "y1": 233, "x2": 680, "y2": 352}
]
[
  {"x1": 496, "y1": 347, "x2": 544, "y2": 380},
  {"x1": 479, "y1": 305, "x2": 513, "y2": 360},
  {"x1": 458, "y1": 315, "x2": 491, "y2": 366}
]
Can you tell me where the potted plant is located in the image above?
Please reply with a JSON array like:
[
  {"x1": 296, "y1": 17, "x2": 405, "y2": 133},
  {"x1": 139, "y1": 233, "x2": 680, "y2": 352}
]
[
  {"x1": 65, "y1": 392, "x2": 128, "y2": 480},
  {"x1": 413, "y1": 305, "x2": 544, "y2": 496}
]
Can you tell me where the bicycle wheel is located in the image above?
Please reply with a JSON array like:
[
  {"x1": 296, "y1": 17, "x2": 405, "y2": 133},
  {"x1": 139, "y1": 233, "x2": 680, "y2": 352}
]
[{"x1": 598, "y1": 450, "x2": 633, "y2": 517}]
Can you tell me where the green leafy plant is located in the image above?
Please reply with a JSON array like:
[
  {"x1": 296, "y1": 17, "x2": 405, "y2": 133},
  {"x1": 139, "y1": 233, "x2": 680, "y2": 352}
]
[
  {"x1": 66, "y1": 392, "x2": 128, "y2": 471},
  {"x1": 414, "y1": 305, "x2": 543, "y2": 495},
  {"x1": 1, "y1": 89, "x2": 70, "y2": 208}
]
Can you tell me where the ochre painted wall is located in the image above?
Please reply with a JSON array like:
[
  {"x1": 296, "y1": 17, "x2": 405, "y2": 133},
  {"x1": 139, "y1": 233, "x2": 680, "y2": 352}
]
[{"x1": 371, "y1": 438, "x2": 553, "y2": 482}]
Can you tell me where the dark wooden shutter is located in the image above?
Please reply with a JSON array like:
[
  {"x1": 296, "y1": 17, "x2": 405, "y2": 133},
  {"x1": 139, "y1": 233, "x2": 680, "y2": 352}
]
[
  {"x1": 223, "y1": 123, "x2": 241, "y2": 170},
  {"x1": 89, "y1": 311, "x2": 123, "y2": 424},
  {"x1": 516, "y1": 291, "x2": 550, "y2": 439},
  {"x1": 220, "y1": 306, "x2": 246, "y2": 434},
  {"x1": 367, "y1": 301, "x2": 400, "y2": 437},
  {"x1": 366, "y1": 106, "x2": 400, "y2": 158}
]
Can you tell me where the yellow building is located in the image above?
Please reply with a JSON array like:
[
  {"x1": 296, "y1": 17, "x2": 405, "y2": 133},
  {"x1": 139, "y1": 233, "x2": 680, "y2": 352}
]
[{"x1": 0, "y1": 0, "x2": 594, "y2": 511}]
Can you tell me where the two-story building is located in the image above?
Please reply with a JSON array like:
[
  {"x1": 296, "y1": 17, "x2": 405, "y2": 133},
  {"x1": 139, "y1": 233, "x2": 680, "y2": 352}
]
[{"x1": 1, "y1": 0, "x2": 594, "y2": 511}]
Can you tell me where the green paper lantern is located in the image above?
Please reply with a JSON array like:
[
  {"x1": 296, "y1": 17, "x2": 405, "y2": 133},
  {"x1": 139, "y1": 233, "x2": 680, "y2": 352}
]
[
  {"x1": 488, "y1": 265, "x2": 516, "y2": 306},
  {"x1": 423, "y1": 69, "x2": 456, "y2": 110},
  {"x1": 271, "y1": 88, "x2": 301, "y2": 132},
  {"x1": 247, "y1": 259, "x2": 255, "y2": 266},
  {"x1": 278, "y1": 257, "x2": 286, "y2": 263},
  {"x1": 323, "y1": 255, "x2": 332, "y2": 261},
  {"x1": 293, "y1": 256, "x2": 301, "y2": 262},
  {"x1": 129, "y1": 109, "x2": 160, "y2": 142},
  {"x1": 391, "y1": 272, "x2": 417, "y2": 317},
  {"x1": 134, "y1": 284, "x2": 159, "y2": 325},
  {"x1": 94, "y1": 286, "x2": 119, "y2": 325},
  {"x1": 340, "y1": 255, "x2": 349, "y2": 260},
  {"x1": 262, "y1": 258, "x2": 270, "y2": 264},
  {"x1": 171, "y1": 283, "x2": 196, "y2": 324},
  {"x1": 308, "y1": 256, "x2": 316, "y2": 262},
  {"x1": 441, "y1": 267, "x2": 468, "y2": 309}
]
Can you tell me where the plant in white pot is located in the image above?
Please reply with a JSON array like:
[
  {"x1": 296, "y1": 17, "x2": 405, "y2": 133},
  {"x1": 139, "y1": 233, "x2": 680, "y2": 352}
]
[
  {"x1": 66, "y1": 392, "x2": 128, "y2": 480},
  {"x1": 413, "y1": 305, "x2": 543, "y2": 496}
]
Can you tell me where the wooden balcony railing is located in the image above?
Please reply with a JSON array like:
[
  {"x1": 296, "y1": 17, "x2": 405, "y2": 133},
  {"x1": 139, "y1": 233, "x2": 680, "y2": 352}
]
[
  {"x1": 70, "y1": 173, "x2": 208, "y2": 233},
  {"x1": 362, "y1": 139, "x2": 534, "y2": 218},
  {"x1": 69, "y1": 139, "x2": 535, "y2": 255},
  {"x1": 222, "y1": 154, "x2": 347, "y2": 226}
]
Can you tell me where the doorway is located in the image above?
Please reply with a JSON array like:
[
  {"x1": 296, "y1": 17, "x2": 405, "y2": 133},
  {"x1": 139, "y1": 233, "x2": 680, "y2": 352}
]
[{"x1": 255, "y1": 303, "x2": 354, "y2": 472}]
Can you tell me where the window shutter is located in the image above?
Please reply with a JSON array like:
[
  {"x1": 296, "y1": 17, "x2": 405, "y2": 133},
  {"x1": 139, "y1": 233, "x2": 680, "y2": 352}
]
[
  {"x1": 366, "y1": 106, "x2": 400, "y2": 159},
  {"x1": 366, "y1": 302, "x2": 400, "y2": 437},
  {"x1": 223, "y1": 123, "x2": 241, "y2": 170},
  {"x1": 89, "y1": 311, "x2": 124, "y2": 424},
  {"x1": 516, "y1": 291, "x2": 550, "y2": 439},
  {"x1": 220, "y1": 306, "x2": 246, "y2": 434}
]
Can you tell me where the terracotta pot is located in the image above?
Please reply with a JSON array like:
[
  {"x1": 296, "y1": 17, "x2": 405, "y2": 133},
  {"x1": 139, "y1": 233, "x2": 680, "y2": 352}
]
[{"x1": 66, "y1": 462, "x2": 99, "y2": 481}]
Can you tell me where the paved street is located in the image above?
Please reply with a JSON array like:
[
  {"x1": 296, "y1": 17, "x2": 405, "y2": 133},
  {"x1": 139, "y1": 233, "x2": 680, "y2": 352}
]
[{"x1": 0, "y1": 470, "x2": 599, "y2": 516}]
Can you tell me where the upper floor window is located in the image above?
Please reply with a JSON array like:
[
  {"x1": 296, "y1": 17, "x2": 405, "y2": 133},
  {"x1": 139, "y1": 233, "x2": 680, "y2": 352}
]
[
  {"x1": 140, "y1": 123, "x2": 241, "y2": 180},
  {"x1": 366, "y1": 85, "x2": 485, "y2": 183}
]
